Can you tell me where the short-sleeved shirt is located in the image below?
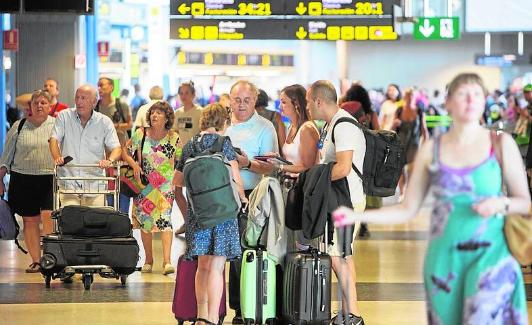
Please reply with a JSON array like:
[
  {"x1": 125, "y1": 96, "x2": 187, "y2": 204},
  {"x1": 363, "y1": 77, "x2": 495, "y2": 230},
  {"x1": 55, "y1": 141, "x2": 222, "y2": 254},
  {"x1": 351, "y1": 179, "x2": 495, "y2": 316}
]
[
  {"x1": 173, "y1": 105, "x2": 203, "y2": 147},
  {"x1": 320, "y1": 109, "x2": 366, "y2": 206},
  {"x1": 97, "y1": 99, "x2": 132, "y2": 144},
  {"x1": 225, "y1": 112, "x2": 279, "y2": 190},
  {"x1": 50, "y1": 108, "x2": 121, "y2": 190},
  {"x1": 0, "y1": 116, "x2": 55, "y2": 175}
]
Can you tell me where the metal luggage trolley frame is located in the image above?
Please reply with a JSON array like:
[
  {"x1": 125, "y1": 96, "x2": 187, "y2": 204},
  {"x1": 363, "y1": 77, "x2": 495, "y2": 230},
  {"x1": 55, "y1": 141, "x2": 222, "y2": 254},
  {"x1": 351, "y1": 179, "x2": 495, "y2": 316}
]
[{"x1": 42, "y1": 163, "x2": 132, "y2": 290}]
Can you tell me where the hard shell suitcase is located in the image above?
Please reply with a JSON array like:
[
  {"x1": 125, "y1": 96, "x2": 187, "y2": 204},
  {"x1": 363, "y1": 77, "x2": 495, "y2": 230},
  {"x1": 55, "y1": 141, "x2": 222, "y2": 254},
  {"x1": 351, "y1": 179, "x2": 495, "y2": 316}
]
[
  {"x1": 240, "y1": 249, "x2": 277, "y2": 325},
  {"x1": 283, "y1": 249, "x2": 332, "y2": 325},
  {"x1": 40, "y1": 234, "x2": 139, "y2": 289},
  {"x1": 54, "y1": 205, "x2": 132, "y2": 238},
  {"x1": 172, "y1": 255, "x2": 226, "y2": 325}
]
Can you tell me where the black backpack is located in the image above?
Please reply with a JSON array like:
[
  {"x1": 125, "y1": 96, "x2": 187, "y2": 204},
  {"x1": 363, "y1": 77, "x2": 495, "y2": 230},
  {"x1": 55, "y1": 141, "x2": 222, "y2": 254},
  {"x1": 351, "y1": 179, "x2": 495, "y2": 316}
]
[{"x1": 331, "y1": 117, "x2": 406, "y2": 197}]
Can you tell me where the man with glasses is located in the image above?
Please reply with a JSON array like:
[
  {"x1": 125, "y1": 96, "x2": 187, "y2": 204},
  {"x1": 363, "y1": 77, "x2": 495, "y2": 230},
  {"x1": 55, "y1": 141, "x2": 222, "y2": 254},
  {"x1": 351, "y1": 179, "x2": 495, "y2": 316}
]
[{"x1": 224, "y1": 80, "x2": 279, "y2": 323}]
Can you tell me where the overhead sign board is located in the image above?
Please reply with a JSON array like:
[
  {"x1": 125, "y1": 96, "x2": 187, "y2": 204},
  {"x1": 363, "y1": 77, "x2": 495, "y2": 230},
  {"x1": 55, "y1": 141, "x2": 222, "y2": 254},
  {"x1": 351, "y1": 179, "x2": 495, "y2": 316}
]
[
  {"x1": 170, "y1": 0, "x2": 398, "y2": 40},
  {"x1": 413, "y1": 17, "x2": 460, "y2": 40},
  {"x1": 170, "y1": 18, "x2": 396, "y2": 40}
]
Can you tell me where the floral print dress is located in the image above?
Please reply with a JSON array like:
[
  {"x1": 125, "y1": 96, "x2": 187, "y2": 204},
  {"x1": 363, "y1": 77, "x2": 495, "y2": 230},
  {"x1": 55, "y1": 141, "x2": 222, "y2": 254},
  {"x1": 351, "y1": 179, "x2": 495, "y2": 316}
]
[
  {"x1": 132, "y1": 128, "x2": 179, "y2": 232},
  {"x1": 425, "y1": 137, "x2": 528, "y2": 325}
]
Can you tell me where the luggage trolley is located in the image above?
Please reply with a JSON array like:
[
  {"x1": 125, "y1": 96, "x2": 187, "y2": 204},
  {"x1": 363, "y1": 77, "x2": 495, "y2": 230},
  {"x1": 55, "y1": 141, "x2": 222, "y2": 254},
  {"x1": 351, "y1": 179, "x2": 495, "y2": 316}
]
[{"x1": 40, "y1": 163, "x2": 139, "y2": 290}]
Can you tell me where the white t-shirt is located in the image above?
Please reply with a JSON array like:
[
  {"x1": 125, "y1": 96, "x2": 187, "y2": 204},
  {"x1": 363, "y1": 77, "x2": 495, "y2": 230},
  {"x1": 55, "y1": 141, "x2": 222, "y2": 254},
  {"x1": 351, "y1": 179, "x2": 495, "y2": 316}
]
[
  {"x1": 320, "y1": 109, "x2": 366, "y2": 206},
  {"x1": 379, "y1": 100, "x2": 398, "y2": 131}
]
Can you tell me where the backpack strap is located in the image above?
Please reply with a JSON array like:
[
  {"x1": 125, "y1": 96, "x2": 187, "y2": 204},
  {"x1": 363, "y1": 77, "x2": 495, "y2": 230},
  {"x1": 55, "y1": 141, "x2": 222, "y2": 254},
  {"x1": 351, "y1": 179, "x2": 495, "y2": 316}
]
[
  {"x1": 115, "y1": 98, "x2": 127, "y2": 122},
  {"x1": 209, "y1": 135, "x2": 227, "y2": 154},
  {"x1": 9, "y1": 118, "x2": 27, "y2": 170},
  {"x1": 331, "y1": 117, "x2": 363, "y2": 180}
]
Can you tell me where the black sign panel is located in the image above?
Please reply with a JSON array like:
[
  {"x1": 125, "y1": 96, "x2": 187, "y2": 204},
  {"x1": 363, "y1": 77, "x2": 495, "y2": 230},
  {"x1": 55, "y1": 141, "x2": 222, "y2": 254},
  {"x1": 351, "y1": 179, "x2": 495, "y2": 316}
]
[
  {"x1": 171, "y1": 18, "x2": 288, "y2": 40},
  {"x1": 284, "y1": 0, "x2": 395, "y2": 16},
  {"x1": 0, "y1": 0, "x2": 20, "y2": 13},
  {"x1": 170, "y1": 0, "x2": 285, "y2": 16},
  {"x1": 171, "y1": 16, "x2": 396, "y2": 40}
]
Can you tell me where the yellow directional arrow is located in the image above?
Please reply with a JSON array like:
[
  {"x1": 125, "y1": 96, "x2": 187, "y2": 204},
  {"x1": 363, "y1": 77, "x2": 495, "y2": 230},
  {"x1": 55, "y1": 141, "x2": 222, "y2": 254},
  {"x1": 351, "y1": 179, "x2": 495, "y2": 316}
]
[
  {"x1": 178, "y1": 27, "x2": 190, "y2": 39},
  {"x1": 296, "y1": 27, "x2": 307, "y2": 40},
  {"x1": 296, "y1": 2, "x2": 307, "y2": 15},
  {"x1": 178, "y1": 3, "x2": 190, "y2": 14}
]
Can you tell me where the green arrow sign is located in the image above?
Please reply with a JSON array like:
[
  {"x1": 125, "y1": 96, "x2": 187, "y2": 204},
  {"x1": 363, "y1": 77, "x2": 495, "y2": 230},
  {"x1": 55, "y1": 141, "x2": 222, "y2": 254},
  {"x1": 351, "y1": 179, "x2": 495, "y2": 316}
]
[{"x1": 414, "y1": 17, "x2": 460, "y2": 40}]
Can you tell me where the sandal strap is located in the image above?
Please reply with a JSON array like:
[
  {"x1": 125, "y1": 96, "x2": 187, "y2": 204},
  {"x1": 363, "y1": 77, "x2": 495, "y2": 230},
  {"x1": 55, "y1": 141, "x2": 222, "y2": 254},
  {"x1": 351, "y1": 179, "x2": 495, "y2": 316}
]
[{"x1": 194, "y1": 317, "x2": 216, "y2": 325}]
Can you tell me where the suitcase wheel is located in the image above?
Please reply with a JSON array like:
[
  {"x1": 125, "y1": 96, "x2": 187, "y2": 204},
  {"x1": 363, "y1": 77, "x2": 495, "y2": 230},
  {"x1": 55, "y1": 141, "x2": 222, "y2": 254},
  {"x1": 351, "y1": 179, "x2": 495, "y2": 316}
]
[
  {"x1": 83, "y1": 274, "x2": 94, "y2": 290},
  {"x1": 120, "y1": 275, "x2": 127, "y2": 286}
]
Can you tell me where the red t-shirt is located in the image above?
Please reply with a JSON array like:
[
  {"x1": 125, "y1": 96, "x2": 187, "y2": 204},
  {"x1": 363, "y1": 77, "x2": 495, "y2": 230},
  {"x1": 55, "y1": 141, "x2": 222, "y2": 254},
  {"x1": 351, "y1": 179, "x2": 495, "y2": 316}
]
[{"x1": 49, "y1": 102, "x2": 69, "y2": 117}]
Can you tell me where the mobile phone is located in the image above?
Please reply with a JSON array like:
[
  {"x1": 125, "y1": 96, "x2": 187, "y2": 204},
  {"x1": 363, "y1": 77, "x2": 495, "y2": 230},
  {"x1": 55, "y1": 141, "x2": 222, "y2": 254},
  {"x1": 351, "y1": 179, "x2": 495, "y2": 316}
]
[
  {"x1": 254, "y1": 155, "x2": 293, "y2": 165},
  {"x1": 62, "y1": 156, "x2": 73, "y2": 166}
]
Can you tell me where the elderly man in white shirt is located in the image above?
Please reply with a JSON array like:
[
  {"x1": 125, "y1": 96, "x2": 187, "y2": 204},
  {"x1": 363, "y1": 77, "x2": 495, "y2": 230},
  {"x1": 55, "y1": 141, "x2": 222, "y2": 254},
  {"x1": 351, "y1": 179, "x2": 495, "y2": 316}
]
[{"x1": 49, "y1": 84, "x2": 121, "y2": 207}]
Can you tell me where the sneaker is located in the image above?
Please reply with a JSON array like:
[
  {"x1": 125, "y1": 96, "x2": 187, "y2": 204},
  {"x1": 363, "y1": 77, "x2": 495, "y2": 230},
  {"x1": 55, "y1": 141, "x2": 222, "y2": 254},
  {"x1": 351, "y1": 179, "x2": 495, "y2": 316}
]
[
  {"x1": 231, "y1": 310, "x2": 244, "y2": 324},
  {"x1": 346, "y1": 314, "x2": 364, "y2": 325},
  {"x1": 163, "y1": 263, "x2": 175, "y2": 275},
  {"x1": 141, "y1": 264, "x2": 153, "y2": 273},
  {"x1": 331, "y1": 313, "x2": 364, "y2": 325}
]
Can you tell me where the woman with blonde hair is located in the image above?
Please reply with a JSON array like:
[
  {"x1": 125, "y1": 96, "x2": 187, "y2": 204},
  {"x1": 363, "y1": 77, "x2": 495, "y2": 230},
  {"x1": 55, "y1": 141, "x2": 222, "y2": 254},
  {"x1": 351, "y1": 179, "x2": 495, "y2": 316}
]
[
  {"x1": 334, "y1": 73, "x2": 531, "y2": 324},
  {"x1": 174, "y1": 103, "x2": 246, "y2": 325},
  {"x1": 0, "y1": 90, "x2": 56, "y2": 272},
  {"x1": 123, "y1": 101, "x2": 179, "y2": 275}
]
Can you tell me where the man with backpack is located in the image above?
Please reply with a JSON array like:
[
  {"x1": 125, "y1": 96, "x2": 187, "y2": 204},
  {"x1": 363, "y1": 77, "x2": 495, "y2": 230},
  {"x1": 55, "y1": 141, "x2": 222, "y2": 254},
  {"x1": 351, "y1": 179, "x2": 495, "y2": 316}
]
[
  {"x1": 96, "y1": 77, "x2": 132, "y2": 144},
  {"x1": 307, "y1": 80, "x2": 366, "y2": 325}
]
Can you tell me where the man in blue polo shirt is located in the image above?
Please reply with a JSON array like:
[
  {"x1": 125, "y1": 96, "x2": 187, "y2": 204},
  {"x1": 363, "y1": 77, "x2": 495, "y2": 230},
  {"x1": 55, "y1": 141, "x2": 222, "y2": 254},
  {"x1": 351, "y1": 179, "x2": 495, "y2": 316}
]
[{"x1": 224, "y1": 80, "x2": 278, "y2": 323}]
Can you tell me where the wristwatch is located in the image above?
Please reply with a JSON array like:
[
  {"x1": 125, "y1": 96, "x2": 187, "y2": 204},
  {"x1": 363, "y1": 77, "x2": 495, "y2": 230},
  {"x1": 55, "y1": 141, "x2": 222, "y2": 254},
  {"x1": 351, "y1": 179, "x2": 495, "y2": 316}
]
[{"x1": 243, "y1": 160, "x2": 252, "y2": 170}]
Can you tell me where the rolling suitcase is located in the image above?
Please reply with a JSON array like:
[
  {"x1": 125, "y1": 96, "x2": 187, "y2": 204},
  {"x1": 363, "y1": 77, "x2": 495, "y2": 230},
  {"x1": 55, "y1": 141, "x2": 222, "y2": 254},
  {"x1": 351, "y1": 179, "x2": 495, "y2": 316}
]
[
  {"x1": 240, "y1": 248, "x2": 277, "y2": 325},
  {"x1": 172, "y1": 255, "x2": 226, "y2": 325},
  {"x1": 40, "y1": 234, "x2": 139, "y2": 289},
  {"x1": 283, "y1": 226, "x2": 332, "y2": 325}
]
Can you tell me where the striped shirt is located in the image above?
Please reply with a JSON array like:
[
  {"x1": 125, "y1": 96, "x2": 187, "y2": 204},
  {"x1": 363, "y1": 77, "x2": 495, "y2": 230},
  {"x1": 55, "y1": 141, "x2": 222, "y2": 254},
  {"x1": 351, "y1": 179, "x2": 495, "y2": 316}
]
[{"x1": 0, "y1": 116, "x2": 55, "y2": 175}]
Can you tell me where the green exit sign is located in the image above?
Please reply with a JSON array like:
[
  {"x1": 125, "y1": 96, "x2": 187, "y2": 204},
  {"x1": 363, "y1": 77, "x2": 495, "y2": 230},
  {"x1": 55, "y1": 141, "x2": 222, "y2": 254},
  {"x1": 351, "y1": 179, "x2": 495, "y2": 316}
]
[{"x1": 414, "y1": 17, "x2": 460, "y2": 40}]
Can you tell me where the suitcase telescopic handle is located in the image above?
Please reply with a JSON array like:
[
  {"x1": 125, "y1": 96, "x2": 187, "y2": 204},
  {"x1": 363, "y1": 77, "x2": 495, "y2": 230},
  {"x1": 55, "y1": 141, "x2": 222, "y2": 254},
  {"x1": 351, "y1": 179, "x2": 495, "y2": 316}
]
[{"x1": 320, "y1": 273, "x2": 326, "y2": 312}]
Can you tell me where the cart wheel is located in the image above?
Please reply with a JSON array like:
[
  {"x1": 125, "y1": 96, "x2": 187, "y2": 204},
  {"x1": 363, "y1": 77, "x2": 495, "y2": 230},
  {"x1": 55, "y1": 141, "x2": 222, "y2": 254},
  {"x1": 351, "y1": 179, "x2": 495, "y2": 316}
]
[
  {"x1": 45, "y1": 275, "x2": 52, "y2": 288},
  {"x1": 83, "y1": 274, "x2": 92, "y2": 290},
  {"x1": 120, "y1": 274, "x2": 127, "y2": 286}
]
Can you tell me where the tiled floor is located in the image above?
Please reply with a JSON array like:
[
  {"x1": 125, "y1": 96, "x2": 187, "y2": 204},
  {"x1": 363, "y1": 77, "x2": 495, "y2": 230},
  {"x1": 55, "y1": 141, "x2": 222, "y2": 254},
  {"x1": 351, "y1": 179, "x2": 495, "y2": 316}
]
[{"x1": 1, "y1": 199, "x2": 531, "y2": 325}]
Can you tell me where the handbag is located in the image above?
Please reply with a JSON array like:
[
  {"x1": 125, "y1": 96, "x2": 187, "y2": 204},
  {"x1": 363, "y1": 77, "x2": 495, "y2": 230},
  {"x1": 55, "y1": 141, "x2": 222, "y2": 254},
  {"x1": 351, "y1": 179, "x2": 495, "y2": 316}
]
[
  {"x1": 119, "y1": 129, "x2": 148, "y2": 198},
  {"x1": 492, "y1": 131, "x2": 532, "y2": 265}
]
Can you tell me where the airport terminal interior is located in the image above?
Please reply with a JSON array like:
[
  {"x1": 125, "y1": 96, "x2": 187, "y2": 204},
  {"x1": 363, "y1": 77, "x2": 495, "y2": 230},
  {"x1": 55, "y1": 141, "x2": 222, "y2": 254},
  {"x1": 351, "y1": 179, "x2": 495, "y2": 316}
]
[{"x1": 1, "y1": 0, "x2": 532, "y2": 324}]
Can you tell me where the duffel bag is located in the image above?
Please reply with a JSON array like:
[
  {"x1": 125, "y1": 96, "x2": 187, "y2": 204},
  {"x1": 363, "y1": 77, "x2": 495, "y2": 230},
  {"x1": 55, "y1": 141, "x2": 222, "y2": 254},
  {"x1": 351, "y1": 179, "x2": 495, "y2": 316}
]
[{"x1": 54, "y1": 206, "x2": 132, "y2": 238}]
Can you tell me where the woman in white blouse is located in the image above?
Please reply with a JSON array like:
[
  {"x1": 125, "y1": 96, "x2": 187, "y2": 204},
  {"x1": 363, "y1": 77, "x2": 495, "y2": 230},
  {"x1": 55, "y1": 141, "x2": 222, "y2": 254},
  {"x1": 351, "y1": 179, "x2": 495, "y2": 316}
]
[{"x1": 0, "y1": 90, "x2": 56, "y2": 273}]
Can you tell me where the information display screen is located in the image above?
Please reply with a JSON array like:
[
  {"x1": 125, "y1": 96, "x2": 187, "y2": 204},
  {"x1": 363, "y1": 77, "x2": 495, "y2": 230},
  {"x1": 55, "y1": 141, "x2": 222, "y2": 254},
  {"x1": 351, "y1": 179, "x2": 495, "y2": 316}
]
[{"x1": 170, "y1": 0, "x2": 398, "y2": 40}]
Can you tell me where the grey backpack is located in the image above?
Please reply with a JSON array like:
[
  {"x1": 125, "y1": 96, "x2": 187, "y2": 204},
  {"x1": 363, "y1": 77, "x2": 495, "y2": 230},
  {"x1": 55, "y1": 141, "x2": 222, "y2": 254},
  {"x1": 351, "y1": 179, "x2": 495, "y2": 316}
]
[{"x1": 0, "y1": 198, "x2": 27, "y2": 253}]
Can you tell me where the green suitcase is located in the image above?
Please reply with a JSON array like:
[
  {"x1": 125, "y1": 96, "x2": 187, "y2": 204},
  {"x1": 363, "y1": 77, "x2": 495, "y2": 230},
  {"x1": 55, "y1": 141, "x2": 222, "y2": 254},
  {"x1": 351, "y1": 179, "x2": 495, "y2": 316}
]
[{"x1": 240, "y1": 249, "x2": 276, "y2": 324}]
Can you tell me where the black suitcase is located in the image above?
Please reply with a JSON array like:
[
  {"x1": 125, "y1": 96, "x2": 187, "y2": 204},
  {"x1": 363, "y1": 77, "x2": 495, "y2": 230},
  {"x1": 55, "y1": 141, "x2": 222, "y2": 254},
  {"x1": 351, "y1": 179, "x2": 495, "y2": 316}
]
[
  {"x1": 40, "y1": 234, "x2": 139, "y2": 288},
  {"x1": 283, "y1": 249, "x2": 332, "y2": 325},
  {"x1": 53, "y1": 205, "x2": 132, "y2": 238}
]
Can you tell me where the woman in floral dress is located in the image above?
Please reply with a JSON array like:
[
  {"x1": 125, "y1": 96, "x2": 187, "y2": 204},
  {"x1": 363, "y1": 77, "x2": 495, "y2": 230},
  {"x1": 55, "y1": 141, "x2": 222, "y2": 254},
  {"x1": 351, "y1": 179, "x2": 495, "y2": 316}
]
[
  {"x1": 334, "y1": 73, "x2": 531, "y2": 324},
  {"x1": 123, "y1": 101, "x2": 179, "y2": 275}
]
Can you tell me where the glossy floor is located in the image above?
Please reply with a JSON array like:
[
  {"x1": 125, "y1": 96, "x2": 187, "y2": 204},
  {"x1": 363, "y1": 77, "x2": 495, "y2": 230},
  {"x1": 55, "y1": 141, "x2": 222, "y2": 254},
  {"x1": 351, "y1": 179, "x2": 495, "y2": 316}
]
[{"x1": 1, "y1": 198, "x2": 531, "y2": 325}]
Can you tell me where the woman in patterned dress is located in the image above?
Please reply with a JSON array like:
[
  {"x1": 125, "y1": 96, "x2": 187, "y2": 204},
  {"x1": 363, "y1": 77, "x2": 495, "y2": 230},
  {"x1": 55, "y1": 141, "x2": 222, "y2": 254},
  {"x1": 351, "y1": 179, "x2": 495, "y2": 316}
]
[
  {"x1": 123, "y1": 101, "x2": 178, "y2": 275},
  {"x1": 174, "y1": 103, "x2": 247, "y2": 325},
  {"x1": 333, "y1": 73, "x2": 531, "y2": 324}
]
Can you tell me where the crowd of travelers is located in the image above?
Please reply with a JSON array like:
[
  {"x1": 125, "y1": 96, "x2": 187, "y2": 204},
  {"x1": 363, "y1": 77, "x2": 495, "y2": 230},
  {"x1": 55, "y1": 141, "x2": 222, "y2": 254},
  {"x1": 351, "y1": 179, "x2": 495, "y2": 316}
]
[{"x1": 1, "y1": 74, "x2": 532, "y2": 325}]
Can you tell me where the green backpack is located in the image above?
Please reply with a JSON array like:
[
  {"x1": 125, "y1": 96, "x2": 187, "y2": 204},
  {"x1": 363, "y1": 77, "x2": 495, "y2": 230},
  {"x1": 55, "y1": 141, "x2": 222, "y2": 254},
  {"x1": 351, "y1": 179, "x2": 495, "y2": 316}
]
[{"x1": 183, "y1": 135, "x2": 241, "y2": 229}]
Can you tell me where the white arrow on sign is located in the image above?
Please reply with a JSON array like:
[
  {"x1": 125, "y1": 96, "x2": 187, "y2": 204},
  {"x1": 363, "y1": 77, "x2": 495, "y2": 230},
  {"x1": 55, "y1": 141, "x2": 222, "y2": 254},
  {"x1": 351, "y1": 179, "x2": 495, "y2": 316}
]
[{"x1": 419, "y1": 19, "x2": 435, "y2": 38}]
